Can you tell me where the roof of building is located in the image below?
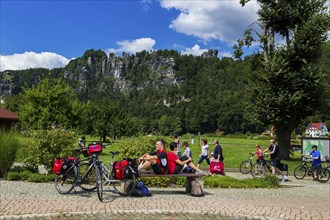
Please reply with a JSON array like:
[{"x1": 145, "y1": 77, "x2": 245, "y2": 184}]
[
  {"x1": 0, "y1": 107, "x2": 19, "y2": 120},
  {"x1": 306, "y1": 123, "x2": 327, "y2": 130}
]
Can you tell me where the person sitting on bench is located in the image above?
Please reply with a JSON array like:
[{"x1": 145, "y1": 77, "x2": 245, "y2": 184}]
[
  {"x1": 138, "y1": 139, "x2": 168, "y2": 174},
  {"x1": 167, "y1": 142, "x2": 204, "y2": 174}
]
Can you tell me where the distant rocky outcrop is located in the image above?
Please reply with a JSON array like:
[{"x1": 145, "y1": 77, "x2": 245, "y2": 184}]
[
  {"x1": 201, "y1": 49, "x2": 218, "y2": 58},
  {"x1": 0, "y1": 49, "x2": 218, "y2": 97}
]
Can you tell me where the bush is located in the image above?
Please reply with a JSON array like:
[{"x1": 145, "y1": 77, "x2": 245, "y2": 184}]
[
  {"x1": 113, "y1": 135, "x2": 173, "y2": 160},
  {"x1": 5, "y1": 170, "x2": 55, "y2": 182},
  {"x1": 21, "y1": 129, "x2": 77, "y2": 172},
  {"x1": 0, "y1": 130, "x2": 20, "y2": 177},
  {"x1": 204, "y1": 175, "x2": 279, "y2": 188}
]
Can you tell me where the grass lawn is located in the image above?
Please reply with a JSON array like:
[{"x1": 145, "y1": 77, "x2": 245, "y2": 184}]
[
  {"x1": 179, "y1": 134, "x2": 302, "y2": 173},
  {"x1": 15, "y1": 133, "x2": 304, "y2": 174}
]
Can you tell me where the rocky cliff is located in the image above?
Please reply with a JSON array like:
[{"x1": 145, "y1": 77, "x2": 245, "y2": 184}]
[{"x1": 0, "y1": 49, "x2": 219, "y2": 97}]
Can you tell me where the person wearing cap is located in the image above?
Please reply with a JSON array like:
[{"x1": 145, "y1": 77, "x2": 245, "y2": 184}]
[{"x1": 307, "y1": 145, "x2": 322, "y2": 181}]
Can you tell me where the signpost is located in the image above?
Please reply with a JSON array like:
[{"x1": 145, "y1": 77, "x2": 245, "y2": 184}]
[{"x1": 302, "y1": 137, "x2": 330, "y2": 161}]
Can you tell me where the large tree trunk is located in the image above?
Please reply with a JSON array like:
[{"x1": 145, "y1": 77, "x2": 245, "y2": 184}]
[{"x1": 275, "y1": 124, "x2": 293, "y2": 160}]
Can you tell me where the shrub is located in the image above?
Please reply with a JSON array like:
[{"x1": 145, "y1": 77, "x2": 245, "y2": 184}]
[
  {"x1": 5, "y1": 170, "x2": 55, "y2": 182},
  {"x1": 113, "y1": 135, "x2": 173, "y2": 160},
  {"x1": 21, "y1": 129, "x2": 77, "y2": 172},
  {"x1": 27, "y1": 173, "x2": 55, "y2": 182},
  {"x1": 204, "y1": 175, "x2": 279, "y2": 188},
  {"x1": 112, "y1": 136, "x2": 176, "y2": 187},
  {"x1": 0, "y1": 130, "x2": 20, "y2": 177},
  {"x1": 5, "y1": 171, "x2": 21, "y2": 180}
]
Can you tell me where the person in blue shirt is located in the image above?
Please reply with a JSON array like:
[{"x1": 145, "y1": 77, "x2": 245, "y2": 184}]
[{"x1": 309, "y1": 145, "x2": 322, "y2": 181}]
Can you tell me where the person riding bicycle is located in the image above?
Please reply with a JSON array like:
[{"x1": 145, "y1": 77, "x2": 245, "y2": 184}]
[
  {"x1": 264, "y1": 140, "x2": 288, "y2": 182},
  {"x1": 305, "y1": 145, "x2": 322, "y2": 181}
]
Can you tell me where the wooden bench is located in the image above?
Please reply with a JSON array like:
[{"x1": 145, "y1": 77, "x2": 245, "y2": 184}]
[{"x1": 139, "y1": 172, "x2": 205, "y2": 196}]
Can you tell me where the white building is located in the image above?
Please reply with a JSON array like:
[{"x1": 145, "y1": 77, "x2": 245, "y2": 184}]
[{"x1": 305, "y1": 123, "x2": 328, "y2": 137}]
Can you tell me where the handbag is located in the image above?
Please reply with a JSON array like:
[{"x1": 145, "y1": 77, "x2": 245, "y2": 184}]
[{"x1": 209, "y1": 161, "x2": 224, "y2": 174}]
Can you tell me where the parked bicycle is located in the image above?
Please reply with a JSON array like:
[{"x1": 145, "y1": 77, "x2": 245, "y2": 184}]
[
  {"x1": 239, "y1": 153, "x2": 255, "y2": 174},
  {"x1": 95, "y1": 150, "x2": 138, "y2": 202},
  {"x1": 54, "y1": 143, "x2": 102, "y2": 194},
  {"x1": 317, "y1": 156, "x2": 330, "y2": 183},
  {"x1": 293, "y1": 155, "x2": 314, "y2": 179}
]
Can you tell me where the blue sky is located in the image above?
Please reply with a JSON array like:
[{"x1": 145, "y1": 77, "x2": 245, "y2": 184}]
[{"x1": 1, "y1": 0, "x2": 328, "y2": 71}]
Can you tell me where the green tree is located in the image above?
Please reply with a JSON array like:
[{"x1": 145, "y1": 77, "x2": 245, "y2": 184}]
[
  {"x1": 18, "y1": 76, "x2": 81, "y2": 130},
  {"x1": 84, "y1": 99, "x2": 139, "y2": 140},
  {"x1": 238, "y1": 0, "x2": 330, "y2": 159},
  {"x1": 158, "y1": 115, "x2": 182, "y2": 135}
]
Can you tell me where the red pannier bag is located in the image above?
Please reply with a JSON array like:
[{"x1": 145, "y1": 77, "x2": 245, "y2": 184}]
[
  {"x1": 88, "y1": 142, "x2": 103, "y2": 154},
  {"x1": 53, "y1": 158, "x2": 65, "y2": 175},
  {"x1": 209, "y1": 161, "x2": 224, "y2": 174},
  {"x1": 113, "y1": 159, "x2": 129, "y2": 180}
]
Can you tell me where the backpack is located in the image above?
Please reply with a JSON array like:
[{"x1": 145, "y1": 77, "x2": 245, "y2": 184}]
[
  {"x1": 113, "y1": 158, "x2": 139, "y2": 180},
  {"x1": 113, "y1": 159, "x2": 129, "y2": 180},
  {"x1": 190, "y1": 180, "x2": 204, "y2": 197},
  {"x1": 132, "y1": 181, "x2": 151, "y2": 197},
  {"x1": 53, "y1": 156, "x2": 76, "y2": 175},
  {"x1": 59, "y1": 157, "x2": 76, "y2": 175}
]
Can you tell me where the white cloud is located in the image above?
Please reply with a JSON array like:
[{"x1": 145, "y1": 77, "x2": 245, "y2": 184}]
[
  {"x1": 181, "y1": 44, "x2": 232, "y2": 58},
  {"x1": 106, "y1": 37, "x2": 156, "y2": 55},
  {"x1": 0, "y1": 52, "x2": 69, "y2": 71},
  {"x1": 140, "y1": 0, "x2": 152, "y2": 12},
  {"x1": 181, "y1": 44, "x2": 207, "y2": 56},
  {"x1": 160, "y1": 0, "x2": 259, "y2": 44},
  {"x1": 219, "y1": 51, "x2": 232, "y2": 58}
]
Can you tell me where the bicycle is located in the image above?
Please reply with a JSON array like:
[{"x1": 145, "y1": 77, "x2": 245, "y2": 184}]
[
  {"x1": 293, "y1": 155, "x2": 314, "y2": 179},
  {"x1": 317, "y1": 156, "x2": 330, "y2": 183},
  {"x1": 54, "y1": 144, "x2": 101, "y2": 194},
  {"x1": 251, "y1": 154, "x2": 272, "y2": 178},
  {"x1": 239, "y1": 153, "x2": 255, "y2": 174},
  {"x1": 95, "y1": 150, "x2": 137, "y2": 202},
  {"x1": 251, "y1": 154, "x2": 289, "y2": 178}
]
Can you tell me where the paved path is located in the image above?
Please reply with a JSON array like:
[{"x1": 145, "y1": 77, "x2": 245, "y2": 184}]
[{"x1": 1, "y1": 173, "x2": 329, "y2": 220}]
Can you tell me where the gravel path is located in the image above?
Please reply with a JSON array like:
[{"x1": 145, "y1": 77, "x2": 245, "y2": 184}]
[{"x1": 1, "y1": 172, "x2": 329, "y2": 220}]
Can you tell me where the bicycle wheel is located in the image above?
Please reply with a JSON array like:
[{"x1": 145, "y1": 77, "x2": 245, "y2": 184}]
[
  {"x1": 251, "y1": 163, "x2": 265, "y2": 178},
  {"x1": 239, "y1": 160, "x2": 252, "y2": 174},
  {"x1": 55, "y1": 166, "x2": 77, "y2": 194},
  {"x1": 78, "y1": 162, "x2": 97, "y2": 191},
  {"x1": 294, "y1": 165, "x2": 307, "y2": 179},
  {"x1": 113, "y1": 166, "x2": 136, "y2": 196},
  {"x1": 318, "y1": 168, "x2": 330, "y2": 183},
  {"x1": 96, "y1": 165, "x2": 104, "y2": 201}
]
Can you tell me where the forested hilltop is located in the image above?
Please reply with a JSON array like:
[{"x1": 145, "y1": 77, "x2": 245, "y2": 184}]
[{"x1": 1, "y1": 42, "x2": 329, "y2": 138}]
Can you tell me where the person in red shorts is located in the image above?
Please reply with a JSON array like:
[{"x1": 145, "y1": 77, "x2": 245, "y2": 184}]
[
  {"x1": 138, "y1": 139, "x2": 168, "y2": 174},
  {"x1": 167, "y1": 142, "x2": 203, "y2": 174}
]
